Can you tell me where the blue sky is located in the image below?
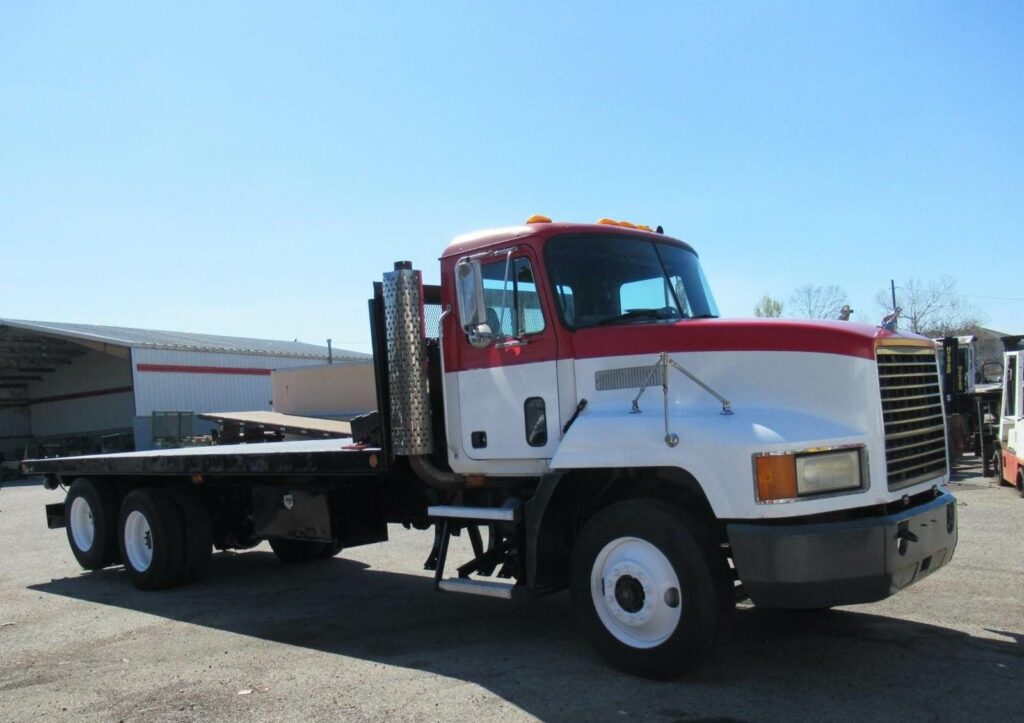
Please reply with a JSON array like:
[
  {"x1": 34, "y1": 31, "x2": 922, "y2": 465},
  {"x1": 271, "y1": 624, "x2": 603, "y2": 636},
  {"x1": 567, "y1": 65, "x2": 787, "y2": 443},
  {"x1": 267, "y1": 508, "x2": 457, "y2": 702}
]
[{"x1": 2, "y1": 2, "x2": 1021, "y2": 353}]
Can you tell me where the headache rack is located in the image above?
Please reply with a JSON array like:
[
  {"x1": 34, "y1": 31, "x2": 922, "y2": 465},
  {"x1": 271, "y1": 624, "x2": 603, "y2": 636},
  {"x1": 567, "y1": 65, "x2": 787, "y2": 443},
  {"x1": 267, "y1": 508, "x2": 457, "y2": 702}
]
[{"x1": 877, "y1": 347, "x2": 949, "y2": 490}]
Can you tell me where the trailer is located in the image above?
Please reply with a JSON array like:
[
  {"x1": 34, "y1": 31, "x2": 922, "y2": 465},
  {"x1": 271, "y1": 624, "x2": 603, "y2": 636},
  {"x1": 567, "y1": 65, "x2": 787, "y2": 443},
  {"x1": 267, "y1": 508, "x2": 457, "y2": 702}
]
[{"x1": 24, "y1": 218, "x2": 958, "y2": 677}]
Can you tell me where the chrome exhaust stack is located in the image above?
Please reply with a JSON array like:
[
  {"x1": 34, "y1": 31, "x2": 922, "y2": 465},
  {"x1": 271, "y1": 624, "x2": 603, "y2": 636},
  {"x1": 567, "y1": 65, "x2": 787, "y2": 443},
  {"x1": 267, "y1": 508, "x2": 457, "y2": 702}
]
[{"x1": 382, "y1": 262, "x2": 464, "y2": 490}]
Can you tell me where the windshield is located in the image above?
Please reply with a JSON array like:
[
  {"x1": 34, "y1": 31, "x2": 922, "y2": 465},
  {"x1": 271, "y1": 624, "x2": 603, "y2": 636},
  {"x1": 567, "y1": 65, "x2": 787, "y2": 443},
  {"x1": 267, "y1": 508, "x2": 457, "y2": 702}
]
[{"x1": 544, "y1": 234, "x2": 719, "y2": 329}]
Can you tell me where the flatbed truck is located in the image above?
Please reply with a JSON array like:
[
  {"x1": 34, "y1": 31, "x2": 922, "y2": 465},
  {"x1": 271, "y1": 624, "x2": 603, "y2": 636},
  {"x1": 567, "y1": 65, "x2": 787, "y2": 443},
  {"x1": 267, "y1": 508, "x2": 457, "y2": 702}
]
[{"x1": 24, "y1": 218, "x2": 958, "y2": 677}]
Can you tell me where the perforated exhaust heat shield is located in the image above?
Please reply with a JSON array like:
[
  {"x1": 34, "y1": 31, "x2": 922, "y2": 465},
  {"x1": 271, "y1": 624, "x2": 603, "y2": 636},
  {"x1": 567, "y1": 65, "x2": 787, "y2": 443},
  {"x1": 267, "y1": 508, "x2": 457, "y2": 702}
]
[{"x1": 383, "y1": 263, "x2": 434, "y2": 456}]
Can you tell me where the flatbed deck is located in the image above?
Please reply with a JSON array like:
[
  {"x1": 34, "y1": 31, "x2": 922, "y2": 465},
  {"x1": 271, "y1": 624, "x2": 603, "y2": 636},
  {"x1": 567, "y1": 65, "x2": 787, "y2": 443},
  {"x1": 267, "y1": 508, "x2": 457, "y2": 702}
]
[
  {"x1": 22, "y1": 439, "x2": 384, "y2": 478},
  {"x1": 199, "y1": 411, "x2": 354, "y2": 439}
]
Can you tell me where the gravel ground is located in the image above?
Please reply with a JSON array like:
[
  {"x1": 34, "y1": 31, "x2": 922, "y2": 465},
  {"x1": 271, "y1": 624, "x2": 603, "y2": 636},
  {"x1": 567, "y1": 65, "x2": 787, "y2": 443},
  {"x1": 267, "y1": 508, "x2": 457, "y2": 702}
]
[{"x1": 0, "y1": 461, "x2": 1021, "y2": 722}]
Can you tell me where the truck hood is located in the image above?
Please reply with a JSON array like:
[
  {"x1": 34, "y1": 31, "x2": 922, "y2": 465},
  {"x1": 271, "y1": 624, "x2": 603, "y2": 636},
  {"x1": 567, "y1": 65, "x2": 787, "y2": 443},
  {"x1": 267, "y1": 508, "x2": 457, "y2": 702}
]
[{"x1": 572, "y1": 319, "x2": 931, "y2": 361}]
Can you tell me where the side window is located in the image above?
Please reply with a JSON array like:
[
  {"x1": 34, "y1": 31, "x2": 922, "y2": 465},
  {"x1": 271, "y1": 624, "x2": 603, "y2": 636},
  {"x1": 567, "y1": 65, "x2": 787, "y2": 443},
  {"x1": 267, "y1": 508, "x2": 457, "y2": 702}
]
[{"x1": 481, "y1": 257, "x2": 546, "y2": 337}]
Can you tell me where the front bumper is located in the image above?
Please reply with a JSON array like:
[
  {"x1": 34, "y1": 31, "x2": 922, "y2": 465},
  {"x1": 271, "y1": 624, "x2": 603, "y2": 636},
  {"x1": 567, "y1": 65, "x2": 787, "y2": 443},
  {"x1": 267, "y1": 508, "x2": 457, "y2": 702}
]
[{"x1": 727, "y1": 491, "x2": 957, "y2": 609}]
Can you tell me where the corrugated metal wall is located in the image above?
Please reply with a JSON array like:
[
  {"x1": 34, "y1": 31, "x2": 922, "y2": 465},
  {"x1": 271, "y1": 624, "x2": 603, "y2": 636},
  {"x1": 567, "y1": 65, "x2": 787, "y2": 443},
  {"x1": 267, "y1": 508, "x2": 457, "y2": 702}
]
[
  {"x1": 132, "y1": 348, "x2": 324, "y2": 414},
  {"x1": 29, "y1": 349, "x2": 134, "y2": 438},
  {"x1": 131, "y1": 348, "x2": 325, "y2": 448}
]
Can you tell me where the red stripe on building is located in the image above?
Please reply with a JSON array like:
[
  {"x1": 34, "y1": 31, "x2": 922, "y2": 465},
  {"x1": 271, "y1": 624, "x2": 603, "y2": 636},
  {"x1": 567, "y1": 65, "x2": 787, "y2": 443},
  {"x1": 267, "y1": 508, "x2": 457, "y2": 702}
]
[
  {"x1": 31, "y1": 386, "x2": 134, "y2": 405},
  {"x1": 136, "y1": 364, "x2": 273, "y2": 376}
]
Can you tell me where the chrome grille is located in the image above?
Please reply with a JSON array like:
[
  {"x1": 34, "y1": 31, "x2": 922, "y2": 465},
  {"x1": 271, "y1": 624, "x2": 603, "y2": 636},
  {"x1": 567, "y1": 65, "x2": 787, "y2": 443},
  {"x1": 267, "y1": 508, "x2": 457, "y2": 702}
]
[{"x1": 877, "y1": 348, "x2": 948, "y2": 490}]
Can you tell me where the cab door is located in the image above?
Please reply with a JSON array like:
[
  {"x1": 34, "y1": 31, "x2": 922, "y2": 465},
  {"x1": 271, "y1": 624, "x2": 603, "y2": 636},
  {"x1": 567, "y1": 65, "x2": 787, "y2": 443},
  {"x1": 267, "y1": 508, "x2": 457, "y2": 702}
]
[{"x1": 455, "y1": 249, "x2": 560, "y2": 461}]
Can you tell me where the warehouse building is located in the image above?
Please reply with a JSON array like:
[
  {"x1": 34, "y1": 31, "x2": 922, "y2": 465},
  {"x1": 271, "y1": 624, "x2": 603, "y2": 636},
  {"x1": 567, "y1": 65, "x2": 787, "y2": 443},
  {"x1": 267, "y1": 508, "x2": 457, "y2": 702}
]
[{"x1": 0, "y1": 319, "x2": 369, "y2": 461}]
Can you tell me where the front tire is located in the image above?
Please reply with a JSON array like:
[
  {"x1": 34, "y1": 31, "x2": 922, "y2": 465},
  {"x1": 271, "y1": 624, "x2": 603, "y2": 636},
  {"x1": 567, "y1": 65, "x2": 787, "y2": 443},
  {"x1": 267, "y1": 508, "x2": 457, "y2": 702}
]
[
  {"x1": 65, "y1": 478, "x2": 119, "y2": 570},
  {"x1": 570, "y1": 500, "x2": 725, "y2": 678},
  {"x1": 118, "y1": 488, "x2": 186, "y2": 590}
]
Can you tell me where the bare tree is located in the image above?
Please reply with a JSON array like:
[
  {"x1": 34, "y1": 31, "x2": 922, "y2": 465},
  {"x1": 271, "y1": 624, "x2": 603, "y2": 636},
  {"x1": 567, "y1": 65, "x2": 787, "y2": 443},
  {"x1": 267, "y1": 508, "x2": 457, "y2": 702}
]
[
  {"x1": 874, "y1": 276, "x2": 985, "y2": 336},
  {"x1": 790, "y1": 284, "x2": 849, "y2": 319},
  {"x1": 753, "y1": 294, "x2": 783, "y2": 318}
]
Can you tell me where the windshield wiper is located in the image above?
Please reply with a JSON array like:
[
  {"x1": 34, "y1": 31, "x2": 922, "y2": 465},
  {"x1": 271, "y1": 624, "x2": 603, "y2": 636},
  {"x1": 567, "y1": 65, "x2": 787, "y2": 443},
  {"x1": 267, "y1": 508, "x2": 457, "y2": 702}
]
[{"x1": 598, "y1": 307, "x2": 680, "y2": 326}]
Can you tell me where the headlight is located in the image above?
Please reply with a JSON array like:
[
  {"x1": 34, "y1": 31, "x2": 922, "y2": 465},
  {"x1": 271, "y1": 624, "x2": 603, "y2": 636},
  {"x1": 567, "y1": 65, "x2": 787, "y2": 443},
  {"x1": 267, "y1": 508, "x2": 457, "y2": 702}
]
[
  {"x1": 795, "y1": 450, "x2": 861, "y2": 495},
  {"x1": 755, "y1": 448, "x2": 864, "y2": 503}
]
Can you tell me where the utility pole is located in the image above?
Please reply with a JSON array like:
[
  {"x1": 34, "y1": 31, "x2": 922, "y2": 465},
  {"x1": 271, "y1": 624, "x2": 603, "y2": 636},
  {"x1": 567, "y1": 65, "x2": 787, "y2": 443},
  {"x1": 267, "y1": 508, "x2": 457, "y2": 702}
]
[{"x1": 890, "y1": 280, "x2": 898, "y2": 331}]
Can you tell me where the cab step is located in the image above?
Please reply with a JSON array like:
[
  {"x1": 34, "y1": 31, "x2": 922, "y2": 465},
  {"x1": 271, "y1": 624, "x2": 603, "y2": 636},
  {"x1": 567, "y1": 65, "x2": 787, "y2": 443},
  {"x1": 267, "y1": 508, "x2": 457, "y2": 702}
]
[
  {"x1": 437, "y1": 578, "x2": 515, "y2": 599},
  {"x1": 427, "y1": 504, "x2": 518, "y2": 523},
  {"x1": 427, "y1": 499, "x2": 522, "y2": 598}
]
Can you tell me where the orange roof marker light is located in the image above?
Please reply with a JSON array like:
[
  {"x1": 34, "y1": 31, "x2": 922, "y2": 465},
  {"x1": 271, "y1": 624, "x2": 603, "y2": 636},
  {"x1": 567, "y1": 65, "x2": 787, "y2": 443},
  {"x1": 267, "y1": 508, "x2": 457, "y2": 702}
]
[
  {"x1": 596, "y1": 218, "x2": 654, "y2": 232},
  {"x1": 525, "y1": 215, "x2": 552, "y2": 224}
]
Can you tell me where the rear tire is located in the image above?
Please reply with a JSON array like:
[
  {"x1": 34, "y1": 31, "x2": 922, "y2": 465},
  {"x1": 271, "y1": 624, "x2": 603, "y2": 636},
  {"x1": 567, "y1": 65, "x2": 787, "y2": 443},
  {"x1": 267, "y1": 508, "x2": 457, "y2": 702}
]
[
  {"x1": 1017, "y1": 470, "x2": 1024, "y2": 499},
  {"x1": 169, "y1": 488, "x2": 213, "y2": 584},
  {"x1": 269, "y1": 538, "x2": 333, "y2": 563},
  {"x1": 570, "y1": 500, "x2": 726, "y2": 678},
  {"x1": 118, "y1": 488, "x2": 186, "y2": 590},
  {"x1": 65, "y1": 478, "x2": 119, "y2": 570}
]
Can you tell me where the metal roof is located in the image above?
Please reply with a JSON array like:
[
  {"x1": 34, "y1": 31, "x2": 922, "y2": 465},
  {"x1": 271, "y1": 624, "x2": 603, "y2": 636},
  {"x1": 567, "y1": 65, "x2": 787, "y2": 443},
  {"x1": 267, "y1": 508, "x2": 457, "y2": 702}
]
[{"x1": 0, "y1": 319, "x2": 368, "y2": 360}]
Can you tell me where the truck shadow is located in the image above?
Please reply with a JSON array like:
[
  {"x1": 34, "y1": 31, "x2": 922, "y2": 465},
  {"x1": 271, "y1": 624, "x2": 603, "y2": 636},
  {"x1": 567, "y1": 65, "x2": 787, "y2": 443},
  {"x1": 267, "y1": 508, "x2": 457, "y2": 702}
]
[{"x1": 30, "y1": 550, "x2": 1021, "y2": 722}]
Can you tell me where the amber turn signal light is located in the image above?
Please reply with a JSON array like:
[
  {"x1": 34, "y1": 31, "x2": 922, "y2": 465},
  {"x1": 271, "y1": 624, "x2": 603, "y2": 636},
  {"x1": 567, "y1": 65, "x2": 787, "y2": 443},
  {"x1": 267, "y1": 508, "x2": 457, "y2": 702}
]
[{"x1": 755, "y1": 454, "x2": 798, "y2": 502}]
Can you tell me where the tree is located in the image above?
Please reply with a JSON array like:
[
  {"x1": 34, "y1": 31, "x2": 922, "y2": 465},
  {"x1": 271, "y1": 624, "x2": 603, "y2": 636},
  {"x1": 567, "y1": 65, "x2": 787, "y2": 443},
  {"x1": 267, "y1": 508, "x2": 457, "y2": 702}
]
[
  {"x1": 874, "y1": 276, "x2": 985, "y2": 336},
  {"x1": 753, "y1": 294, "x2": 783, "y2": 318},
  {"x1": 789, "y1": 284, "x2": 849, "y2": 319}
]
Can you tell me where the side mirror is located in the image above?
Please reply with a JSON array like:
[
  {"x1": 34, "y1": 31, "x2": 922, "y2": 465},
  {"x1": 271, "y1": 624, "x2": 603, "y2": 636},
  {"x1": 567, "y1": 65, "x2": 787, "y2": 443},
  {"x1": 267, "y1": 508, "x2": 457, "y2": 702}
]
[{"x1": 455, "y1": 259, "x2": 493, "y2": 348}]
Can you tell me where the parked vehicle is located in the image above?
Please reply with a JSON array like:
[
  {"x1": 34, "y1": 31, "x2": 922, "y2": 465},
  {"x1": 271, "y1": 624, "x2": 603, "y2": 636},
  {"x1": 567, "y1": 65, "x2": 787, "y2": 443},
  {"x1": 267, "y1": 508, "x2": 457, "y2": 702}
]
[
  {"x1": 25, "y1": 218, "x2": 958, "y2": 677},
  {"x1": 935, "y1": 335, "x2": 1002, "y2": 471},
  {"x1": 994, "y1": 336, "x2": 1024, "y2": 496}
]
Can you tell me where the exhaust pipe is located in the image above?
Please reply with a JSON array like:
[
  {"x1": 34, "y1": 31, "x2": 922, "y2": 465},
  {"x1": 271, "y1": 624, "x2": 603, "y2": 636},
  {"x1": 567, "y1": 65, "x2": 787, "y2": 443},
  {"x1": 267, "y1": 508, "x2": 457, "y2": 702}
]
[
  {"x1": 407, "y1": 455, "x2": 464, "y2": 491},
  {"x1": 382, "y1": 262, "x2": 465, "y2": 491}
]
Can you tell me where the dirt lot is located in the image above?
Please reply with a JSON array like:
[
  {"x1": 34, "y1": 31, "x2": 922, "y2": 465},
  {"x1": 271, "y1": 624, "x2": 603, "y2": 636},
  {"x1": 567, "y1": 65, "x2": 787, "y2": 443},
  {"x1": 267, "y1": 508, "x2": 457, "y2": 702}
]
[{"x1": 1, "y1": 462, "x2": 1021, "y2": 722}]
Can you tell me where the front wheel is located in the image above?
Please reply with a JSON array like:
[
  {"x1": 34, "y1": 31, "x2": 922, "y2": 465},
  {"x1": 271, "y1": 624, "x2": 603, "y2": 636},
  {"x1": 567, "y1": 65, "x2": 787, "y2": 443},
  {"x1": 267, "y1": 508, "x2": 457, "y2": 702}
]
[{"x1": 570, "y1": 500, "x2": 725, "y2": 678}]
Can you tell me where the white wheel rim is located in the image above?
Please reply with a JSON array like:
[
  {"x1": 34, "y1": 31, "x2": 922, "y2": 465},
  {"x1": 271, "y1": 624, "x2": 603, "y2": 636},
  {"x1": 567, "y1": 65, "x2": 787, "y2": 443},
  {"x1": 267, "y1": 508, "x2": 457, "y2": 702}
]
[
  {"x1": 69, "y1": 496, "x2": 95, "y2": 552},
  {"x1": 124, "y1": 510, "x2": 154, "y2": 572},
  {"x1": 590, "y1": 536, "x2": 682, "y2": 649}
]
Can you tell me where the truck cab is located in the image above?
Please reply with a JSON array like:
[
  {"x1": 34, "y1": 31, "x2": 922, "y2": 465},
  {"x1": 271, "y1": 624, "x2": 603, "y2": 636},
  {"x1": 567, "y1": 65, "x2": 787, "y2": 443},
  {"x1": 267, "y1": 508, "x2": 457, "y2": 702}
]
[
  {"x1": 409, "y1": 219, "x2": 955, "y2": 671},
  {"x1": 437, "y1": 221, "x2": 950, "y2": 515}
]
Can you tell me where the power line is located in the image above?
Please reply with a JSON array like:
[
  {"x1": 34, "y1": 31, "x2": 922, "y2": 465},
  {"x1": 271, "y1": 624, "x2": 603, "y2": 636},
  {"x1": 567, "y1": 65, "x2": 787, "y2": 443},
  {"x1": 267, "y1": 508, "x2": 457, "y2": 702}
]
[{"x1": 965, "y1": 294, "x2": 1024, "y2": 301}]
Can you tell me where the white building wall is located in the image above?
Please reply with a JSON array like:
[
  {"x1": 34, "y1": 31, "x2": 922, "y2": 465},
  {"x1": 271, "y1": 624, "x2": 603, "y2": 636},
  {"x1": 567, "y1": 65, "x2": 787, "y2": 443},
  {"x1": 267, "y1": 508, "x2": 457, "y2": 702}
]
[
  {"x1": 132, "y1": 348, "x2": 325, "y2": 415},
  {"x1": 28, "y1": 349, "x2": 134, "y2": 438},
  {"x1": 131, "y1": 348, "x2": 326, "y2": 448}
]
